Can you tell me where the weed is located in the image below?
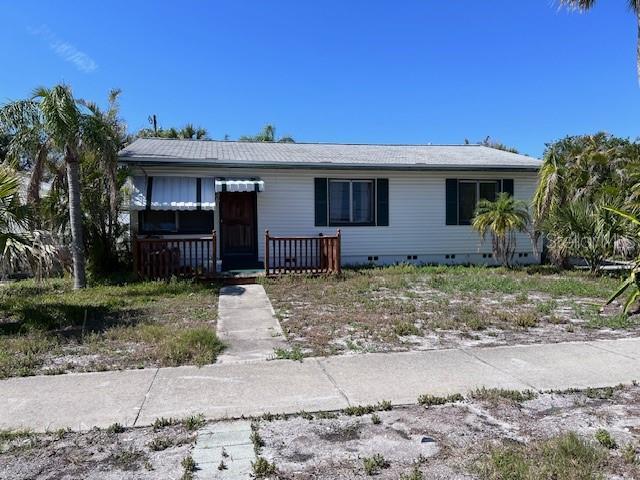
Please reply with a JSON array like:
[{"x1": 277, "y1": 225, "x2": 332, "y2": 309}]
[
  {"x1": 183, "y1": 414, "x2": 206, "y2": 431},
  {"x1": 470, "y1": 387, "x2": 536, "y2": 404},
  {"x1": 417, "y1": 393, "x2": 464, "y2": 406},
  {"x1": 363, "y1": 453, "x2": 390, "y2": 475},
  {"x1": 315, "y1": 411, "x2": 339, "y2": 420},
  {"x1": 218, "y1": 460, "x2": 228, "y2": 470},
  {"x1": 110, "y1": 447, "x2": 147, "y2": 471},
  {"x1": 479, "y1": 432, "x2": 604, "y2": 479},
  {"x1": 536, "y1": 299, "x2": 558, "y2": 316},
  {"x1": 152, "y1": 417, "x2": 178, "y2": 431},
  {"x1": 400, "y1": 466, "x2": 424, "y2": 480},
  {"x1": 622, "y1": 443, "x2": 637, "y2": 464},
  {"x1": 148, "y1": 437, "x2": 174, "y2": 451},
  {"x1": 163, "y1": 329, "x2": 225, "y2": 366},
  {"x1": 106, "y1": 423, "x2": 125, "y2": 434},
  {"x1": 392, "y1": 321, "x2": 421, "y2": 336},
  {"x1": 272, "y1": 346, "x2": 304, "y2": 362},
  {"x1": 371, "y1": 413, "x2": 381, "y2": 425},
  {"x1": 343, "y1": 400, "x2": 392, "y2": 416},
  {"x1": 514, "y1": 311, "x2": 538, "y2": 328},
  {"x1": 252, "y1": 457, "x2": 277, "y2": 477},
  {"x1": 594, "y1": 428, "x2": 617, "y2": 449},
  {"x1": 298, "y1": 410, "x2": 314, "y2": 420},
  {"x1": 251, "y1": 429, "x2": 265, "y2": 455}
]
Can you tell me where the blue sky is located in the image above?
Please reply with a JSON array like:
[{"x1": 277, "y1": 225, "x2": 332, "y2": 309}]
[{"x1": 1, "y1": 1, "x2": 638, "y2": 157}]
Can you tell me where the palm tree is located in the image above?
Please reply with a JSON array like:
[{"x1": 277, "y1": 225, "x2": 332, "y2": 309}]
[
  {"x1": 472, "y1": 193, "x2": 530, "y2": 267},
  {"x1": 0, "y1": 167, "x2": 31, "y2": 253},
  {"x1": 239, "y1": 123, "x2": 295, "y2": 143},
  {"x1": 559, "y1": 1, "x2": 640, "y2": 83}
]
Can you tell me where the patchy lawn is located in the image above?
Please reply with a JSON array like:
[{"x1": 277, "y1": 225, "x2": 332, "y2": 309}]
[
  {"x1": 0, "y1": 419, "x2": 199, "y2": 479},
  {"x1": 262, "y1": 265, "x2": 639, "y2": 357},
  {"x1": 254, "y1": 384, "x2": 640, "y2": 479},
  {"x1": 0, "y1": 278, "x2": 223, "y2": 379}
]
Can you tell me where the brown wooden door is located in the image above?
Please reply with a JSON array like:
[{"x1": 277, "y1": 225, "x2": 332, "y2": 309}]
[{"x1": 220, "y1": 192, "x2": 258, "y2": 270}]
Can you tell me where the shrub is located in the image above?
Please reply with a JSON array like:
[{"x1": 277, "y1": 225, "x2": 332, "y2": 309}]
[{"x1": 622, "y1": 443, "x2": 637, "y2": 464}]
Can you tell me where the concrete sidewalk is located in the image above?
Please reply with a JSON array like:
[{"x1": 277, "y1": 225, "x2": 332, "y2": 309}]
[
  {"x1": 216, "y1": 284, "x2": 287, "y2": 364},
  {"x1": 2, "y1": 337, "x2": 640, "y2": 432}
]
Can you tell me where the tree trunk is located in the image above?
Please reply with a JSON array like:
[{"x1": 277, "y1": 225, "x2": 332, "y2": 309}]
[{"x1": 65, "y1": 145, "x2": 86, "y2": 289}]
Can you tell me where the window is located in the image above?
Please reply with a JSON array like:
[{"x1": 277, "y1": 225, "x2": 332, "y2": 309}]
[
  {"x1": 140, "y1": 211, "x2": 176, "y2": 233},
  {"x1": 328, "y1": 180, "x2": 375, "y2": 225},
  {"x1": 139, "y1": 210, "x2": 214, "y2": 234},
  {"x1": 458, "y1": 180, "x2": 501, "y2": 225}
]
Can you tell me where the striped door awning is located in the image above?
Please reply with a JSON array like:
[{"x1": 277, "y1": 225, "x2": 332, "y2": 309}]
[{"x1": 215, "y1": 178, "x2": 264, "y2": 193}]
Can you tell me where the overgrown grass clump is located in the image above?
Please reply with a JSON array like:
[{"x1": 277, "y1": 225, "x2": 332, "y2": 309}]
[
  {"x1": 0, "y1": 278, "x2": 222, "y2": 377},
  {"x1": 479, "y1": 432, "x2": 605, "y2": 479},
  {"x1": 470, "y1": 387, "x2": 537, "y2": 404}
]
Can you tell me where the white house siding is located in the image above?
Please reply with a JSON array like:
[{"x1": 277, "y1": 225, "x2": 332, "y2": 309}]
[{"x1": 129, "y1": 166, "x2": 540, "y2": 266}]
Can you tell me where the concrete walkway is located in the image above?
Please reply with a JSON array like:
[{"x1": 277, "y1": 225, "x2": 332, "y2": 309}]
[
  {"x1": 2, "y1": 337, "x2": 640, "y2": 432},
  {"x1": 216, "y1": 284, "x2": 288, "y2": 364}
]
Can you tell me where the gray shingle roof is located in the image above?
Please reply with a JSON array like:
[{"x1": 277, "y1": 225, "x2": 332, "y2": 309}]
[{"x1": 118, "y1": 138, "x2": 541, "y2": 171}]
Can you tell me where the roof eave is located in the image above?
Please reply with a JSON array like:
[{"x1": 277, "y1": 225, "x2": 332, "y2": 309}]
[{"x1": 118, "y1": 156, "x2": 540, "y2": 172}]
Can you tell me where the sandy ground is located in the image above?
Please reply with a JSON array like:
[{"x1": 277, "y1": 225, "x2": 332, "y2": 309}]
[{"x1": 257, "y1": 385, "x2": 640, "y2": 479}]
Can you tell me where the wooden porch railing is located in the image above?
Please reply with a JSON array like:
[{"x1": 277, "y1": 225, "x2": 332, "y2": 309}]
[
  {"x1": 133, "y1": 232, "x2": 217, "y2": 280},
  {"x1": 265, "y1": 230, "x2": 341, "y2": 276}
]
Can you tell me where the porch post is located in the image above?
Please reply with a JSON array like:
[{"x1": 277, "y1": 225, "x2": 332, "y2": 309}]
[{"x1": 264, "y1": 230, "x2": 270, "y2": 276}]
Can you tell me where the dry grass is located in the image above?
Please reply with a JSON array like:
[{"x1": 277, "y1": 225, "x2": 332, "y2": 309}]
[
  {"x1": 262, "y1": 264, "x2": 634, "y2": 356},
  {"x1": 0, "y1": 278, "x2": 222, "y2": 378}
]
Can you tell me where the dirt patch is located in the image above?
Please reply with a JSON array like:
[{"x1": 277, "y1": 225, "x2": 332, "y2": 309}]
[
  {"x1": 263, "y1": 265, "x2": 638, "y2": 357},
  {"x1": 256, "y1": 385, "x2": 640, "y2": 479},
  {"x1": 0, "y1": 424, "x2": 195, "y2": 480}
]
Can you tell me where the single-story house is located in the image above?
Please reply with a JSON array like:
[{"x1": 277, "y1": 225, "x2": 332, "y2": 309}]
[{"x1": 118, "y1": 138, "x2": 541, "y2": 274}]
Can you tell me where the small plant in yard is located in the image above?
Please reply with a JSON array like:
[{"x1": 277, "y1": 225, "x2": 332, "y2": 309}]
[
  {"x1": 479, "y1": 432, "x2": 604, "y2": 479},
  {"x1": 183, "y1": 414, "x2": 205, "y2": 431},
  {"x1": 218, "y1": 460, "x2": 227, "y2": 470},
  {"x1": 363, "y1": 453, "x2": 390, "y2": 475},
  {"x1": 251, "y1": 428, "x2": 265, "y2": 455},
  {"x1": 513, "y1": 311, "x2": 538, "y2": 329},
  {"x1": 343, "y1": 400, "x2": 392, "y2": 416},
  {"x1": 106, "y1": 423, "x2": 125, "y2": 434},
  {"x1": 417, "y1": 393, "x2": 464, "y2": 406},
  {"x1": 392, "y1": 321, "x2": 421, "y2": 336},
  {"x1": 272, "y1": 346, "x2": 304, "y2": 362},
  {"x1": 371, "y1": 413, "x2": 381, "y2": 425},
  {"x1": 622, "y1": 443, "x2": 637, "y2": 464},
  {"x1": 594, "y1": 428, "x2": 617, "y2": 449},
  {"x1": 181, "y1": 455, "x2": 197, "y2": 479},
  {"x1": 470, "y1": 387, "x2": 536, "y2": 404},
  {"x1": 252, "y1": 456, "x2": 277, "y2": 477},
  {"x1": 400, "y1": 466, "x2": 424, "y2": 480},
  {"x1": 148, "y1": 437, "x2": 174, "y2": 451},
  {"x1": 152, "y1": 417, "x2": 178, "y2": 431}
]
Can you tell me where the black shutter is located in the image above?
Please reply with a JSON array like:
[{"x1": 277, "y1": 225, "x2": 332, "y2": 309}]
[
  {"x1": 314, "y1": 178, "x2": 328, "y2": 226},
  {"x1": 445, "y1": 179, "x2": 458, "y2": 225},
  {"x1": 376, "y1": 179, "x2": 389, "y2": 226},
  {"x1": 502, "y1": 179, "x2": 514, "y2": 197}
]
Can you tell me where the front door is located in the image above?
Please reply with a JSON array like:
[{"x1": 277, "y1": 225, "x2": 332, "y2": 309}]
[{"x1": 220, "y1": 192, "x2": 258, "y2": 270}]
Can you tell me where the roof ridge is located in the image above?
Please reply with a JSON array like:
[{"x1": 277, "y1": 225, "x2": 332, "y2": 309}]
[{"x1": 131, "y1": 137, "x2": 484, "y2": 148}]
